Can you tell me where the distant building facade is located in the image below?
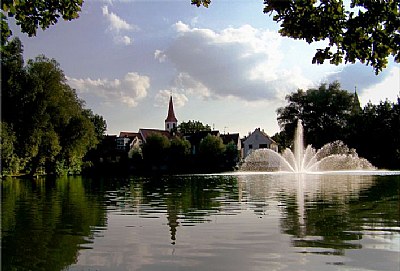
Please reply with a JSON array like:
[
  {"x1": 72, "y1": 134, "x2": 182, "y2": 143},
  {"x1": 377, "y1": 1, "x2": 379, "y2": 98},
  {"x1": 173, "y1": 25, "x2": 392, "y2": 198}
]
[
  {"x1": 242, "y1": 128, "x2": 278, "y2": 157},
  {"x1": 116, "y1": 132, "x2": 140, "y2": 151}
]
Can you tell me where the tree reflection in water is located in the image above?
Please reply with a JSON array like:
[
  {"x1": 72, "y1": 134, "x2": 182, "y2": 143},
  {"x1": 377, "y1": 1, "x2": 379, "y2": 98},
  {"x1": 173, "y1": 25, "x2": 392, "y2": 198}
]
[
  {"x1": 2, "y1": 173, "x2": 399, "y2": 271},
  {"x1": 1, "y1": 176, "x2": 108, "y2": 271},
  {"x1": 236, "y1": 173, "x2": 399, "y2": 256}
]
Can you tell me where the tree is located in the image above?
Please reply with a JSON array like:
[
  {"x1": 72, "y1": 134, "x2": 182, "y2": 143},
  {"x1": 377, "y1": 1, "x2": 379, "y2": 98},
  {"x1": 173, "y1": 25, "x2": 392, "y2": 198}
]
[
  {"x1": 224, "y1": 141, "x2": 240, "y2": 171},
  {"x1": 198, "y1": 134, "x2": 226, "y2": 172},
  {"x1": 142, "y1": 133, "x2": 171, "y2": 170},
  {"x1": 1, "y1": 0, "x2": 83, "y2": 45},
  {"x1": 1, "y1": 39, "x2": 102, "y2": 176},
  {"x1": 354, "y1": 99, "x2": 400, "y2": 169},
  {"x1": 178, "y1": 120, "x2": 211, "y2": 134},
  {"x1": 276, "y1": 81, "x2": 359, "y2": 148},
  {"x1": 192, "y1": 0, "x2": 400, "y2": 74},
  {"x1": 271, "y1": 131, "x2": 291, "y2": 152},
  {"x1": 276, "y1": 81, "x2": 400, "y2": 169},
  {"x1": 0, "y1": 122, "x2": 19, "y2": 175},
  {"x1": 169, "y1": 137, "x2": 191, "y2": 172},
  {"x1": 84, "y1": 109, "x2": 107, "y2": 141}
]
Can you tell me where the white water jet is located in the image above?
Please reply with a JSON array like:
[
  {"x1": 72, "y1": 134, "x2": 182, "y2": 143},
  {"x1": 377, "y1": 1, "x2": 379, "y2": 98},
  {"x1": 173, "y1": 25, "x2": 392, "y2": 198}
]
[{"x1": 240, "y1": 120, "x2": 375, "y2": 173}]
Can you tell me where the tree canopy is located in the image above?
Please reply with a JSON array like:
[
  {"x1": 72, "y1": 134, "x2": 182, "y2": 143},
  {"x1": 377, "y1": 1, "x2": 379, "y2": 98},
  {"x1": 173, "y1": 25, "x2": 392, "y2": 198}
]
[
  {"x1": 275, "y1": 82, "x2": 400, "y2": 169},
  {"x1": 142, "y1": 133, "x2": 171, "y2": 170},
  {"x1": 178, "y1": 120, "x2": 211, "y2": 134},
  {"x1": 1, "y1": 0, "x2": 83, "y2": 45},
  {"x1": 192, "y1": 0, "x2": 400, "y2": 74},
  {"x1": 276, "y1": 81, "x2": 359, "y2": 148},
  {"x1": 1, "y1": 38, "x2": 105, "y2": 176},
  {"x1": 198, "y1": 134, "x2": 226, "y2": 171}
]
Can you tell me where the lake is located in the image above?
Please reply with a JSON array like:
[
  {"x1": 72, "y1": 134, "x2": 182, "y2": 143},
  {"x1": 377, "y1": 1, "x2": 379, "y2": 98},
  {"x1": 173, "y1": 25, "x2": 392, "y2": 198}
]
[{"x1": 2, "y1": 172, "x2": 399, "y2": 271}]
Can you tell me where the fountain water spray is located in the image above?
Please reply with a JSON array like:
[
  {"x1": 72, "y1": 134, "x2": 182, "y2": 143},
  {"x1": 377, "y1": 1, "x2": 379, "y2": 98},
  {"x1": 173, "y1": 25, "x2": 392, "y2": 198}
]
[{"x1": 240, "y1": 120, "x2": 375, "y2": 172}]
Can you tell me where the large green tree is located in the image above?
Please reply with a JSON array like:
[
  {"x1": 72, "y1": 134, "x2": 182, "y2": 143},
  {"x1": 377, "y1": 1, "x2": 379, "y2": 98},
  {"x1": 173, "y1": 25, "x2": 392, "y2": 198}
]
[
  {"x1": 276, "y1": 81, "x2": 359, "y2": 148},
  {"x1": 276, "y1": 82, "x2": 400, "y2": 169},
  {"x1": 192, "y1": 0, "x2": 400, "y2": 74},
  {"x1": 1, "y1": 0, "x2": 83, "y2": 45},
  {"x1": 84, "y1": 109, "x2": 107, "y2": 140},
  {"x1": 353, "y1": 99, "x2": 400, "y2": 169},
  {"x1": 169, "y1": 136, "x2": 192, "y2": 171},
  {"x1": 178, "y1": 120, "x2": 211, "y2": 134},
  {"x1": 1, "y1": 38, "x2": 103, "y2": 176},
  {"x1": 198, "y1": 134, "x2": 226, "y2": 172},
  {"x1": 142, "y1": 133, "x2": 171, "y2": 170},
  {"x1": 0, "y1": 122, "x2": 19, "y2": 175}
]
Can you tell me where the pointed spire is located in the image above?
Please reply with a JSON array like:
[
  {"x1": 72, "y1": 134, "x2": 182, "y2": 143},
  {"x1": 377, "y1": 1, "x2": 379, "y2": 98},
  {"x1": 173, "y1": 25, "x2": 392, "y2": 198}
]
[
  {"x1": 165, "y1": 96, "x2": 177, "y2": 122},
  {"x1": 351, "y1": 85, "x2": 361, "y2": 114},
  {"x1": 165, "y1": 95, "x2": 178, "y2": 131}
]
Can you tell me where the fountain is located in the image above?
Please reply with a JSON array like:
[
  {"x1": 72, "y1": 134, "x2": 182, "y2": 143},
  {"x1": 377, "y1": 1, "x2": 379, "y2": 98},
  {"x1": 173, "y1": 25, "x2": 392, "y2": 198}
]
[{"x1": 240, "y1": 120, "x2": 375, "y2": 172}]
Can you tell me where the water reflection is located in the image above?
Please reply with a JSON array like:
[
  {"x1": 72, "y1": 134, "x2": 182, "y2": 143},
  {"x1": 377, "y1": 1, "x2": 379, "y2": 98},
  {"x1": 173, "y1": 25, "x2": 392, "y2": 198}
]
[
  {"x1": 237, "y1": 174, "x2": 400, "y2": 254},
  {"x1": 1, "y1": 176, "x2": 108, "y2": 271},
  {"x1": 102, "y1": 176, "x2": 239, "y2": 243},
  {"x1": 2, "y1": 174, "x2": 399, "y2": 271}
]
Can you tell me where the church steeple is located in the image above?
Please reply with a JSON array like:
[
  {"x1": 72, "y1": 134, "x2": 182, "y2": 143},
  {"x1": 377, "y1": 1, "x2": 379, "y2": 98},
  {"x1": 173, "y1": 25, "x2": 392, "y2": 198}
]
[
  {"x1": 351, "y1": 86, "x2": 361, "y2": 115},
  {"x1": 165, "y1": 95, "x2": 178, "y2": 132}
]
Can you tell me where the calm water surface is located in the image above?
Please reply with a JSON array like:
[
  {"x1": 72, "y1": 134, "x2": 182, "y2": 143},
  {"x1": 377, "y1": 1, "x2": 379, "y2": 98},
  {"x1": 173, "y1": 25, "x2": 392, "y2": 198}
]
[{"x1": 2, "y1": 173, "x2": 399, "y2": 271}]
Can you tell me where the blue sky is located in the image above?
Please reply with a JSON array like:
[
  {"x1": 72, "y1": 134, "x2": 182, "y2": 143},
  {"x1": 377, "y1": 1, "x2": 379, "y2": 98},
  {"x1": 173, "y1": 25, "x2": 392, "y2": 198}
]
[{"x1": 9, "y1": 0, "x2": 399, "y2": 137}]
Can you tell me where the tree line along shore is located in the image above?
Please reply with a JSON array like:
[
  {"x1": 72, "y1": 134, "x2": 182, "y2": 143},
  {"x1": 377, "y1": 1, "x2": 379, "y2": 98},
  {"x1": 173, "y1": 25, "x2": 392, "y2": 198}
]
[{"x1": 1, "y1": 38, "x2": 399, "y2": 178}]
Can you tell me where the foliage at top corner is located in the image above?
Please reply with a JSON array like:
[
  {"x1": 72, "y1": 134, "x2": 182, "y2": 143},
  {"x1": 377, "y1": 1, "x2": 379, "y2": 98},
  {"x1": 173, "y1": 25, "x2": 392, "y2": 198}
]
[
  {"x1": 192, "y1": 0, "x2": 400, "y2": 74},
  {"x1": 191, "y1": 0, "x2": 211, "y2": 8},
  {"x1": 1, "y1": 0, "x2": 83, "y2": 44}
]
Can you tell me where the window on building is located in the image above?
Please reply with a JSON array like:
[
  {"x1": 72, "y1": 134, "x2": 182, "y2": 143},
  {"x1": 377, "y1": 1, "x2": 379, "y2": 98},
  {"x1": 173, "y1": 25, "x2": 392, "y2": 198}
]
[
  {"x1": 259, "y1": 144, "x2": 268, "y2": 149},
  {"x1": 249, "y1": 144, "x2": 253, "y2": 149}
]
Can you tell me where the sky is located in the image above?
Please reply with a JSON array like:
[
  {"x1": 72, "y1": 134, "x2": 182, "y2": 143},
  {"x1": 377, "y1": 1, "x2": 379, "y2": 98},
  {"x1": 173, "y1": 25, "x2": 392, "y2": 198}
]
[{"x1": 9, "y1": 0, "x2": 400, "y2": 137}]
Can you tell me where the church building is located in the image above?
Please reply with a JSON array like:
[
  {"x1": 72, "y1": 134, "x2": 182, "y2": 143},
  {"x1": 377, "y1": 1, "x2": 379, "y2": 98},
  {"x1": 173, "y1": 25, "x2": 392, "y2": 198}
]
[{"x1": 165, "y1": 95, "x2": 178, "y2": 132}]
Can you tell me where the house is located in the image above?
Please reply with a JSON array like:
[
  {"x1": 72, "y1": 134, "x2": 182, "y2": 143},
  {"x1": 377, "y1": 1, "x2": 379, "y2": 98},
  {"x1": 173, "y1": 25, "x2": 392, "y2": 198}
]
[
  {"x1": 242, "y1": 128, "x2": 278, "y2": 157},
  {"x1": 116, "y1": 132, "x2": 141, "y2": 151}
]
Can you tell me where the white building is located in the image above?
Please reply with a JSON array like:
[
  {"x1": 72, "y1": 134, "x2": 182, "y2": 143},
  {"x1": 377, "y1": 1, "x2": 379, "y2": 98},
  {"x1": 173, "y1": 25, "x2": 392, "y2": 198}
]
[{"x1": 242, "y1": 128, "x2": 278, "y2": 157}]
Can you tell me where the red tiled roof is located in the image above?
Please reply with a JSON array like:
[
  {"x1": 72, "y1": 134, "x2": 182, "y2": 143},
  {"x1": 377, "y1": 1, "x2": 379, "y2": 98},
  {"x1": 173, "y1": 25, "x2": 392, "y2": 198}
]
[
  {"x1": 139, "y1": 129, "x2": 172, "y2": 142},
  {"x1": 119, "y1": 131, "x2": 141, "y2": 139}
]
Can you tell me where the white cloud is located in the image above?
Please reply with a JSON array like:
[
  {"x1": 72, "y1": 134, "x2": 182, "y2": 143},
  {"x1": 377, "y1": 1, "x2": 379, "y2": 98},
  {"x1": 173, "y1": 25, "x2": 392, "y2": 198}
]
[
  {"x1": 102, "y1": 6, "x2": 135, "y2": 32},
  {"x1": 326, "y1": 63, "x2": 391, "y2": 93},
  {"x1": 102, "y1": 5, "x2": 137, "y2": 45},
  {"x1": 154, "y1": 90, "x2": 188, "y2": 108},
  {"x1": 162, "y1": 22, "x2": 311, "y2": 102},
  {"x1": 67, "y1": 72, "x2": 150, "y2": 107},
  {"x1": 114, "y1": 35, "x2": 132, "y2": 45},
  {"x1": 173, "y1": 72, "x2": 210, "y2": 98},
  {"x1": 359, "y1": 66, "x2": 400, "y2": 106},
  {"x1": 154, "y1": 50, "x2": 167, "y2": 63}
]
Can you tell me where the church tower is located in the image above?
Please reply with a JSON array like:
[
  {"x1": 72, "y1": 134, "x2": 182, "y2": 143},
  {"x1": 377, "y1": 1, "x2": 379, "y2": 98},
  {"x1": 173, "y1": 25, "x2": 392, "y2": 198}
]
[
  {"x1": 165, "y1": 95, "x2": 178, "y2": 132},
  {"x1": 351, "y1": 86, "x2": 362, "y2": 115}
]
